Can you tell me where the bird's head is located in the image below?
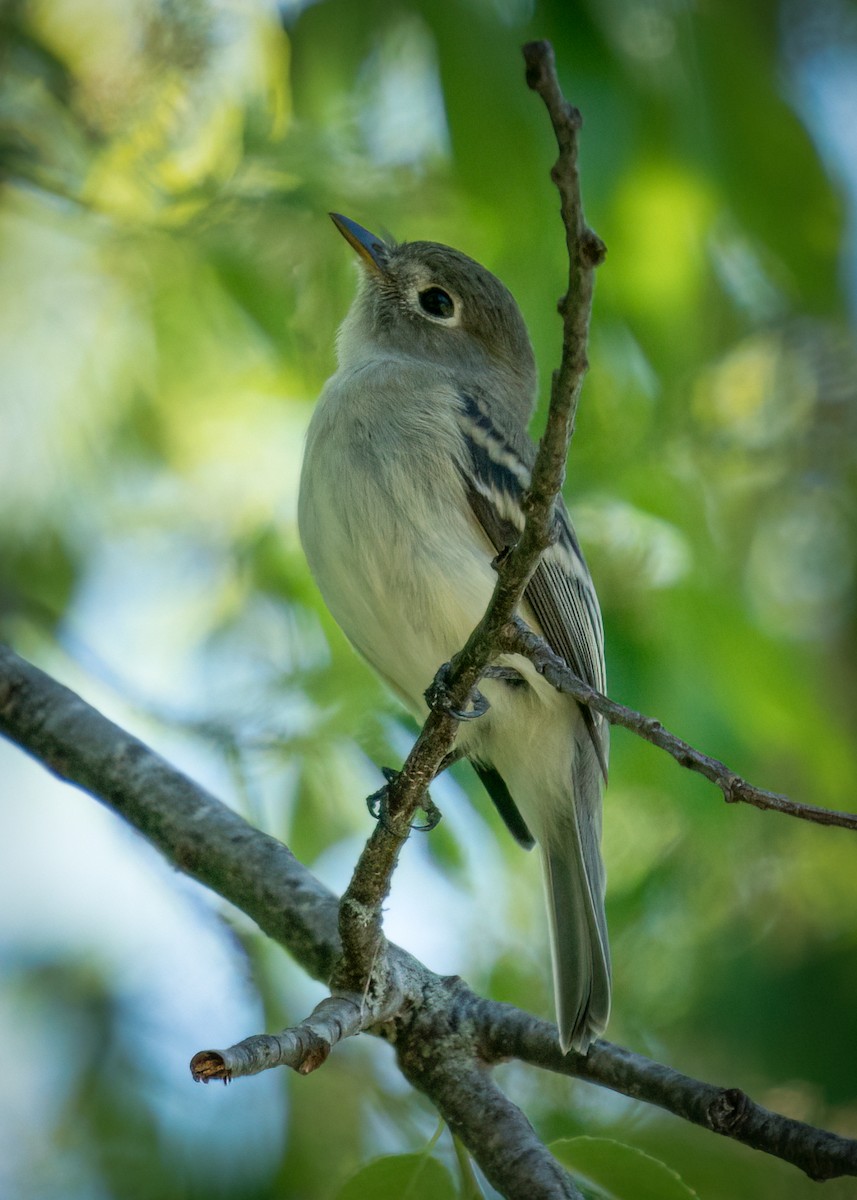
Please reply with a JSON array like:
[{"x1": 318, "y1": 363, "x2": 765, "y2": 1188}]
[{"x1": 330, "y1": 213, "x2": 537, "y2": 412}]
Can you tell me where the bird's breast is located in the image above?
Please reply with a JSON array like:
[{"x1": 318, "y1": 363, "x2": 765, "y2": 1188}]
[{"x1": 298, "y1": 370, "x2": 496, "y2": 714}]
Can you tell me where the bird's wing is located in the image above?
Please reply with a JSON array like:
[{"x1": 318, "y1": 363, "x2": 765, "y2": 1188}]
[{"x1": 455, "y1": 391, "x2": 608, "y2": 780}]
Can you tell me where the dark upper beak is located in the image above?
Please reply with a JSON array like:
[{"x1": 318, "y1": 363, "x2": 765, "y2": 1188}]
[{"x1": 329, "y1": 213, "x2": 389, "y2": 275}]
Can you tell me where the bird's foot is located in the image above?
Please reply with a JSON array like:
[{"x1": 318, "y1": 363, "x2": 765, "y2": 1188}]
[
  {"x1": 491, "y1": 544, "x2": 513, "y2": 571},
  {"x1": 412, "y1": 795, "x2": 442, "y2": 832},
  {"x1": 366, "y1": 767, "x2": 443, "y2": 833},
  {"x1": 366, "y1": 766, "x2": 399, "y2": 823},
  {"x1": 425, "y1": 662, "x2": 490, "y2": 721}
]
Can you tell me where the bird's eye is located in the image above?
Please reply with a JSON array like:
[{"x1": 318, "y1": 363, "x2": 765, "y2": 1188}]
[{"x1": 418, "y1": 287, "x2": 455, "y2": 319}]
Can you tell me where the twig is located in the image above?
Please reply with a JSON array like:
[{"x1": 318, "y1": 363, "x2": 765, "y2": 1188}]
[
  {"x1": 2, "y1": 643, "x2": 855, "y2": 1185},
  {"x1": 333, "y1": 34, "x2": 606, "y2": 1014},
  {"x1": 503, "y1": 618, "x2": 857, "y2": 831},
  {"x1": 191, "y1": 993, "x2": 369, "y2": 1082},
  {"x1": 522, "y1": 39, "x2": 606, "y2": 463}
]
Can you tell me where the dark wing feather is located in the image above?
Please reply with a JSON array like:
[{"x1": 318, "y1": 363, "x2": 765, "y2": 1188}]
[
  {"x1": 473, "y1": 764, "x2": 535, "y2": 848},
  {"x1": 455, "y1": 392, "x2": 608, "y2": 781}
]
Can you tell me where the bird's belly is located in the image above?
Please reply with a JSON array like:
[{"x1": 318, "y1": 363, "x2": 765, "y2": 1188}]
[{"x1": 301, "y1": 466, "x2": 496, "y2": 716}]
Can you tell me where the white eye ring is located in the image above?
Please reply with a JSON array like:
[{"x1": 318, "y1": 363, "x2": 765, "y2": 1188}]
[{"x1": 410, "y1": 283, "x2": 462, "y2": 327}]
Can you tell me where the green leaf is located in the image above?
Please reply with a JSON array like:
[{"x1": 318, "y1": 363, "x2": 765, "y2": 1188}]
[
  {"x1": 550, "y1": 1137, "x2": 698, "y2": 1200},
  {"x1": 335, "y1": 1153, "x2": 458, "y2": 1200},
  {"x1": 452, "y1": 1135, "x2": 486, "y2": 1199}
]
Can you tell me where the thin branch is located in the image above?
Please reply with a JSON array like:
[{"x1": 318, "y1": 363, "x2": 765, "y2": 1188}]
[
  {"x1": 522, "y1": 39, "x2": 606, "y2": 461},
  {"x1": 514, "y1": 45, "x2": 857, "y2": 833},
  {"x1": 502, "y1": 618, "x2": 857, "y2": 831},
  {"x1": 2, "y1": 643, "x2": 856, "y2": 1185},
  {"x1": 191, "y1": 993, "x2": 370, "y2": 1082},
  {"x1": 334, "y1": 34, "x2": 606, "y2": 1006}
]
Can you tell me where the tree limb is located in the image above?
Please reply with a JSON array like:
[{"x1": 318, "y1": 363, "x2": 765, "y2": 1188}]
[
  {"x1": 0, "y1": 643, "x2": 585, "y2": 1198},
  {"x1": 476, "y1": 1002, "x2": 857, "y2": 1184},
  {"x1": 397, "y1": 995, "x2": 586, "y2": 1200},
  {"x1": 2, "y1": 643, "x2": 856, "y2": 1189}
]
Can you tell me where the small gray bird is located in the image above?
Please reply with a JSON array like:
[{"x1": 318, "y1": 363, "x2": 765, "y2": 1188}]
[{"x1": 298, "y1": 214, "x2": 610, "y2": 1053}]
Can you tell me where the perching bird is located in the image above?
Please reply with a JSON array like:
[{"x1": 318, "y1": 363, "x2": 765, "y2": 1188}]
[{"x1": 298, "y1": 214, "x2": 610, "y2": 1053}]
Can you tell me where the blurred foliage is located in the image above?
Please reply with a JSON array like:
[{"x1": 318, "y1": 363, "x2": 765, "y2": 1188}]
[
  {"x1": 333, "y1": 1151, "x2": 458, "y2": 1200},
  {"x1": 2, "y1": 0, "x2": 857, "y2": 1198},
  {"x1": 550, "y1": 1136, "x2": 698, "y2": 1199}
]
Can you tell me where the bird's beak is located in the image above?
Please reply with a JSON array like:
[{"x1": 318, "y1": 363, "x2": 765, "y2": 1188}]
[{"x1": 329, "y1": 213, "x2": 389, "y2": 275}]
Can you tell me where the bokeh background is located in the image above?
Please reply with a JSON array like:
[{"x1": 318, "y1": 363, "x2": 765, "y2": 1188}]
[{"x1": 2, "y1": 1, "x2": 857, "y2": 1197}]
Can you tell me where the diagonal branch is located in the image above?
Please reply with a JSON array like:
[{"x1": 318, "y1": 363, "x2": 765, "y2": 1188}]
[
  {"x1": 333, "y1": 34, "x2": 606, "y2": 1007},
  {"x1": 502, "y1": 618, "x2": 857, "y2": 830},
  {"x1": 330, "y1": 37, "x2": 857, "y2": 1076},
  {"x1": 397, "y1": 1002, "x2": 586, "y2": 1200}
]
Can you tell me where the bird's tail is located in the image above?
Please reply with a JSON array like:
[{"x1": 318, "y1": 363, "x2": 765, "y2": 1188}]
[{"x1": 541, "y1": 742, "x2": 610, "y2": 1054}]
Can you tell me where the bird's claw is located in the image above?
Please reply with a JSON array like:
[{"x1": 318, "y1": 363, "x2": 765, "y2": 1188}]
[
  {"x1": 491, "y1": 544, "x2": 513, "y2": 571},
  {"x1": 366, "y1": 768, "x2": 443, "y2": 833},
  {"x1": 425, "y1": 663, "x2": 491, "y2": 721},
  {"x1": 446, "y1": 690, "x2": 489, "y2": 721},
  {"x1": 411, "y1": 796, "x2": 442, "y2": 832},
  {"x1": 366, "y1": 766, "x2": 398, "y2": 820}
]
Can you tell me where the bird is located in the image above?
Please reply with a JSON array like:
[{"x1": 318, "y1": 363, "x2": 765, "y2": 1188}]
[{"x1": 298, "y1": 213, "x2": 610, "y2": 1053}]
